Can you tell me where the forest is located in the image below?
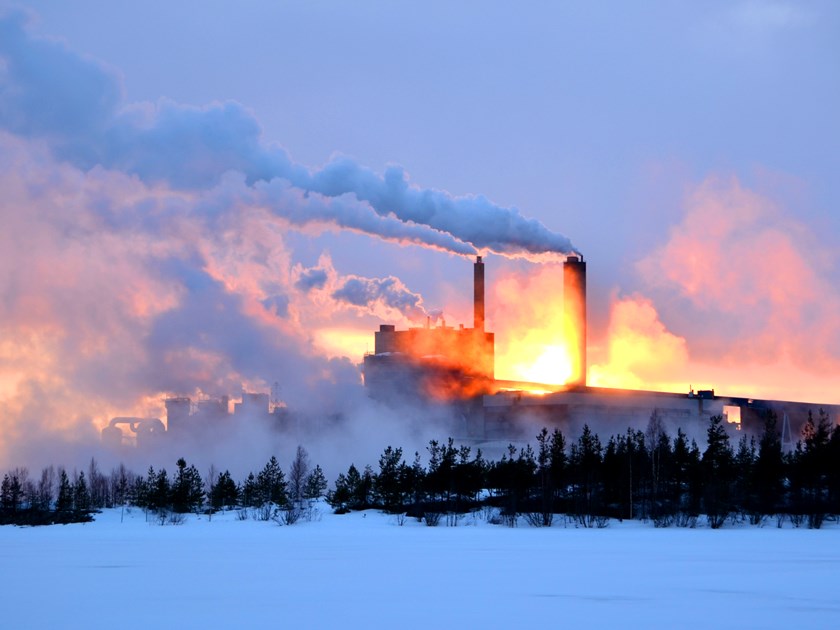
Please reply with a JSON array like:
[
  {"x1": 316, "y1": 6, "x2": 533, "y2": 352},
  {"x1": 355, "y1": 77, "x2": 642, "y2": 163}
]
[{"x1": 2, "y1": 410, "x2": 839, "y2": 529}]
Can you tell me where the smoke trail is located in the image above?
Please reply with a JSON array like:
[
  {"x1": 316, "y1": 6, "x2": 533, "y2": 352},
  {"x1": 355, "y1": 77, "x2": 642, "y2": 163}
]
[{"x1": 0, "y1": 9, "x2": 577, "y2": 260}]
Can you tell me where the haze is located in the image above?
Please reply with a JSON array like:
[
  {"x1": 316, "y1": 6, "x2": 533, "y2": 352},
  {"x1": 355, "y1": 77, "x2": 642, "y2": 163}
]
[{"x1": 0, "y1": 1, "x2": 838, "y2": 467}]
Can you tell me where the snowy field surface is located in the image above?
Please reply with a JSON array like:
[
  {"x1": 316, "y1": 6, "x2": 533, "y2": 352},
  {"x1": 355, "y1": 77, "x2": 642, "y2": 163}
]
[{"x1": 2, "y1": 506, "x2": 839, "y2": 629}]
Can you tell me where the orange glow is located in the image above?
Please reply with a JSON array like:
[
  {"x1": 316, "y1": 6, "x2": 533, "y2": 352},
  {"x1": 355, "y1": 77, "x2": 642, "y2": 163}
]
[
  {"x1": 314, "y1": 327, "x2": 373, "y2": 360},
  {"x1": 514, "y1": 344, "x2": 573, "y2": 386},
  {"x1": 589, "y1": 296, "x2": 690, "y2": 391},
  {"x1": 492, "y1": 263, "x2": 576, "y2": 387}
]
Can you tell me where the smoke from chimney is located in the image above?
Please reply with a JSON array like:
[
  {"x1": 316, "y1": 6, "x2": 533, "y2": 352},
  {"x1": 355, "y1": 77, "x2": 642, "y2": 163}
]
[{"x1": 0, "y1": 11, "x2": 579, "y2": 262}]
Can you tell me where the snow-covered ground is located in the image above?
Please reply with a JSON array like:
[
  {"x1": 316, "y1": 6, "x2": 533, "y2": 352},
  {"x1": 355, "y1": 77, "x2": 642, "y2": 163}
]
[{"x1": 2, "y1": 506, "x2": 839, "y2": 629}]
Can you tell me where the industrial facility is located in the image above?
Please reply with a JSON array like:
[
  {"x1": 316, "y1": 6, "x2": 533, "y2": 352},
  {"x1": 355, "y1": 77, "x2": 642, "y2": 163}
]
[
  {"x1": 101, "y1": 391, "x2": 289, "y2": 448},
  {"x1": 362, "y1": 255, "x2": 840, "y2": 444},
  {"x1": 363, "y1": 256, "x2": 495, "y2": 402},
  {"x1": 102, "y1": 255, "x2": 838, "y2": 449}
]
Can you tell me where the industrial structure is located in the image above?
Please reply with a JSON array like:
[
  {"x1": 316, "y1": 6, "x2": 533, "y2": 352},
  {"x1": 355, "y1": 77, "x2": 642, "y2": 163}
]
[
  {"x1": 363, "y1": 255, "x2": 840, "y2": 443},
  {"x1": 102, "y1": 391, "x2": 288, "y2": 447},
  {"x1": 363, "y1": 256, "x2": 495, "y2": 402},
  {"x1": 103, "y1": 254, "x2": 838, "y2": 449}
]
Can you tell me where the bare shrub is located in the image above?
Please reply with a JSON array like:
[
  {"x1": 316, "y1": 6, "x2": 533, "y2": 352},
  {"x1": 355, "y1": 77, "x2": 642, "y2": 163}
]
[
  {"x1": 524, "y1": 512, "x2": 553, "y2": 527},
  {"x1": 424, "y1": 512, "x2": 441, "y2": 527},
  {"x1": 256, "y1": 503, "x2": 273, "y2": 521},
  {"x1": 652, "y1": 513, "x2": 674, "y2": 528},
  {"x1": 275, "y1": 506, "x2": 302, "y2": 525},
  {"x1": 675, "y1": 512, "x2": 698, "y2": 528},
  {"x1": 501, "y1": 512, "x2": 517, "y2": 528}
]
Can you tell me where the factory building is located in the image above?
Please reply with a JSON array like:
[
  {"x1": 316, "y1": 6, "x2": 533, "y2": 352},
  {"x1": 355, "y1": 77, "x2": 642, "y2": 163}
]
[
  {"x1": 363, "y1": 256, "x2": 495, "y2": 401},
  {"x1": 364, "y1": 254, "x2": 840, "y2": 443},
  {"x1": 103, "y1": 391, "x2": 287, "y2": 446}
]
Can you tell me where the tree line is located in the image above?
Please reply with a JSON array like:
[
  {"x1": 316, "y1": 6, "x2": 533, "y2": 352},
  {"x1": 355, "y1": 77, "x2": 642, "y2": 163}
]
[
  {"x1": 2, "y1": 410, "x2": 839, "y2": 528},
  {"x1": 325, "y1": 409, "x2": 840, "y2": 529}
]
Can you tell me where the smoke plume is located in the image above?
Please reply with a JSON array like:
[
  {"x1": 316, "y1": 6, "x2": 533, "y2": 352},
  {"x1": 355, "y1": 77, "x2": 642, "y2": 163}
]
[{"x1": 0, "y1": 9, "x2": 576, "y2": 260}]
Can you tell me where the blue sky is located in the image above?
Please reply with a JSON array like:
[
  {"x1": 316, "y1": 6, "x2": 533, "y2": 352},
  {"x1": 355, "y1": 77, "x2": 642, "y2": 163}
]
[{"x1": 21, "y1": 1, "x2": 837, "y2": 297}]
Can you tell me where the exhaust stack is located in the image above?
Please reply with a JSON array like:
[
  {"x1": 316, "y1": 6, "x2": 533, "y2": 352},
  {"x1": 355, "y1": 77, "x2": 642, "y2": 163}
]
[
  {"x1": 564, "y1": 254, "x2": 586, "y2": 387},
  {"x1": 474, "y1": 255, "x2": 485, "y2": 331}
]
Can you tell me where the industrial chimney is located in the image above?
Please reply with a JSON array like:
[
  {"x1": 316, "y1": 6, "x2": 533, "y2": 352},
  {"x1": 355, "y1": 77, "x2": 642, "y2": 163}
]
[
  {"x1": 474, "y1": 255, "x2": 485, "y2": 331},
  {"x1": 564, "y1": 254, "x2": 586, "y2": 387}
]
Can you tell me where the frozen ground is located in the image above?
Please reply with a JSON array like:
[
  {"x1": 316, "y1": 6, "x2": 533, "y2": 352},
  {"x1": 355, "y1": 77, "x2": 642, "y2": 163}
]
[{"x1": 2, "y1": 506, "x2": 839, "y2": 629}]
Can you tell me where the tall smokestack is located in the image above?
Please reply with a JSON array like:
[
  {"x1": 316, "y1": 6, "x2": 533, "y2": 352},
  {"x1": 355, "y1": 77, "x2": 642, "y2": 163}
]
[
  {"x1": 564, "y1": 254, "x2": 586, "y2": 387},
  {"x1": 474, "y1": 255, "x2": 485, "y2": 331}
]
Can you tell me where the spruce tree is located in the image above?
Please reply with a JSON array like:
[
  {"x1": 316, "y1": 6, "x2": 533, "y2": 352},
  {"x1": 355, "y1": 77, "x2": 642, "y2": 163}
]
[
  {"x1": 242, "y1": 472, "x2": 259, "y2": 507},
  {"x1": 56, "y1": 470, "x2": 73, "y2": 521},
  {"x1": 73, "y1": 471, "x2": 92, "y2": 518},
  {"x1": 374, "y1": 446, "x2": 405, "y2": 512},
  {"x1": 211, "y1": 471, "x2": 240, "y2": 510},
  {"x1": 569, "y1": 424, "x2": 604, "y2": 526},
  {"x1": 303, "y1": 465, "x2": 328, "y2": 501},
  {"x1": 702, "y1": 415, "x2": 734, "y2": 528},
  {"x1": 257, "y1": 456, "x2": 288, "y2": 507},
  {"x1": 327, "y1": 471, "x2": 352, "y2": 513}
]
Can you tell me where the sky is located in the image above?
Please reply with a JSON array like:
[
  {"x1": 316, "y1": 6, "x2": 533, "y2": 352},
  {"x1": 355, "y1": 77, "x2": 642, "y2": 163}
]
[{"x1": 0, "y1": 1, "x2": 838, "y2": 466}]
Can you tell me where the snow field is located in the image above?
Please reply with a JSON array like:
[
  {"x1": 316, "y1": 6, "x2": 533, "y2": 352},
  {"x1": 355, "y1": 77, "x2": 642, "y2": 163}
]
[{"x1": 1, "y1": 506, "x2": 839, "y2": 629}]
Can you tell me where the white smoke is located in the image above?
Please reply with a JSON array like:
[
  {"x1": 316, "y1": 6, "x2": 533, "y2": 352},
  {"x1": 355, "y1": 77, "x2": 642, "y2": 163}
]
[{"x1": 0, "y1": 9, "x2": 577, "y2": 260}]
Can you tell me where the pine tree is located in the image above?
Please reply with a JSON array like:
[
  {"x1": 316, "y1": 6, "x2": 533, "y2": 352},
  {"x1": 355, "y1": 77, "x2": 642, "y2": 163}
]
[
  {"x1": 242, "y1": 472, "x2": 259, "y2": 507},
  {"x1": 0, "y1": 474, "x2": 13, "y2": 514},
  {"x1": 73, "y1": 471, "x2": 92, "y2": 517},
  {"x1": 646, "y1": 412, "x2": 671, "y2": 524},
  {"x1": 257, "y1": 456, "x2": 288, "y2": 507},
  {"x1": 171, "y1": 458, "x2": 205, "y2": 513},
  {"x1": 536, "y1": 428, "x2": 555, "y2": 525},
  {"x1": 403, "y1": 452, "x2": 426, "y2": 516},
  {"x1": 211, "y1": 471, "x2": 240, "y2": 510},
  {"x1": 797, "y1": 410, "x2": 831, "y2": 528},
  {"x1": 37, "y1": 466, "x2": 55, "y2": 513},
  {"x1": 56, "y1": 469, "x2": 73, "y2": 521},
  {"x1": 733, "y1": 434, "x2": 758, "y2": 523},
  {"x1": 326, "y1": 471, "x2": 352, "y2": 513},
  {"x1": 376, "y1": 447, "x2": 408, "y2": 512},
  {"x1": 569, "y1": 424, "x2": 604, "y2": 527},
  {"x1": 549, "y1": 428, "x2": 567, "y2": 511},
  {"x1": 303, "y1": 465, "x2": 328, "y2": 501},
  {"x1": 172, "y1": 458, "x2": 191, "y2": 513},
  {"x1": 828, "y1": 424, "x2": 840, "y2": 515},
  {"x1": 146, "y1": 467, "x2": 171, "y2": 513},
  {"x1": 702, "y1": 415, "x2": 734, "y2": 528}
]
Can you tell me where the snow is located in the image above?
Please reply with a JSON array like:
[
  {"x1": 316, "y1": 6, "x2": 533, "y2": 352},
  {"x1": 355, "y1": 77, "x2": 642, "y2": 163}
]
[{"x1": 2, "y1": 506, "x2": 839, "y2": 629}]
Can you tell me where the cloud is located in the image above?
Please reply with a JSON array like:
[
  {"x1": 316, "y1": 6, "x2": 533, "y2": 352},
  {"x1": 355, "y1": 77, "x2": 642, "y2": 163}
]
[
  {"x1": 0, "y1": 132, "x2": 370, "y2": 464},
  {"x1": 589, "y1": 295, "x2": 690, "y2": 391},
  {"x1": 568, "y1": 175, "x2": 840, "y2": 403},
  {"x1": 637, "y1": 176, "x2": 840, "y2": 369}
]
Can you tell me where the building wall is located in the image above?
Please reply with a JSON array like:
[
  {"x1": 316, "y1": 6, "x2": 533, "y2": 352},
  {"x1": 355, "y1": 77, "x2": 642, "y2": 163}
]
[
  {"x1": 478, "y1": 387, "x2": 840, "y2": 444},
  {"x1": 373, "y1": 324, "x2": 494, "y2": 379}
]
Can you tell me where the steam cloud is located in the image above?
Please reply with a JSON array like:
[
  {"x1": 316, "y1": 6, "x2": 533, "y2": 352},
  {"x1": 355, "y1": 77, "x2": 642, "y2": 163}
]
[
  {"x1": 0, "y1": 10, "x2": 577, "y2": 260},
  {"x1": 1, "y1": 8, "x2": 535, "y2": 469},
  {"x1": 332, "y1": 276, "x2": 430, "y2": 324}
]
